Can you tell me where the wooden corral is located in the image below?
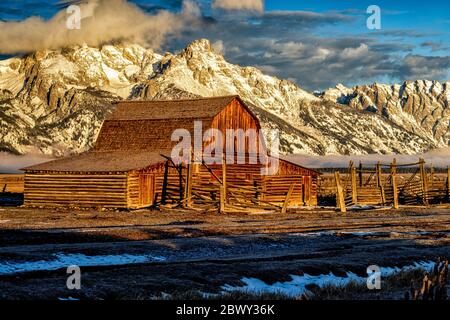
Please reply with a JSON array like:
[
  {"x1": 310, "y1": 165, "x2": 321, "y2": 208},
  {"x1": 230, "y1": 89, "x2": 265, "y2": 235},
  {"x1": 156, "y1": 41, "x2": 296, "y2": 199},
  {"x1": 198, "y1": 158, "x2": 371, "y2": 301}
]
[
  {"x1": 0, "y1": 174, "x2": 24, "y2": 193},
  {"x1": 21, "y1": 96, "x2": 319, "y2": 211},
  {"x1": 325, "y1": 160, "x2": 450, "y2": 212}
]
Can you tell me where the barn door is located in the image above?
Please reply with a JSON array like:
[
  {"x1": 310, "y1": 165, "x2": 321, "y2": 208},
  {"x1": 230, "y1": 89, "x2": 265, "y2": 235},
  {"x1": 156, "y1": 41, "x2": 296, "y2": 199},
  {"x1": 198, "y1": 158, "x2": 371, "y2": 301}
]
[{"x1": 139, "y1": 174, "x2": 155, "y2": 206}]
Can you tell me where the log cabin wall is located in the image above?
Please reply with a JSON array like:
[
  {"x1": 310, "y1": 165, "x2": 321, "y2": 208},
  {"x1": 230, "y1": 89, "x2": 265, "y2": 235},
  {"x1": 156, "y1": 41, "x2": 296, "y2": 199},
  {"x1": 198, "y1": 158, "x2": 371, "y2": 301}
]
[
  {"x1": 127, "y1": 163, "x2": 166, "y2": 209},
  {"x1": 24, "y1": 172, "x2": 128, "y2": 208},
  {"x1": 149, "y1": 159, "x2": 319, "y2": 207},
  {"x1": 267, "y1": 159, "x2": 319, "y2": 206},
  {"x1": 208, "y1": 99, "x2": 263, "y2": 154},
  {"x1": 262, "y1": 175, "x2": 305, "y2": 205}
]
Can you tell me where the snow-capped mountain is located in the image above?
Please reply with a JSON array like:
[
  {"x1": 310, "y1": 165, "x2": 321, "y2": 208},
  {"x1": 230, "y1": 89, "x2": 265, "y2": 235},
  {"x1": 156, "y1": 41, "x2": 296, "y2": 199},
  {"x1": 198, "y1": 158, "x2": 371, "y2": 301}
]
[
  {"x1": 0, "y1": 39, "x2": 448, "y2": 156},
  {"x1": 322, "y1": 81, "x2": 449, "y2": 151}
]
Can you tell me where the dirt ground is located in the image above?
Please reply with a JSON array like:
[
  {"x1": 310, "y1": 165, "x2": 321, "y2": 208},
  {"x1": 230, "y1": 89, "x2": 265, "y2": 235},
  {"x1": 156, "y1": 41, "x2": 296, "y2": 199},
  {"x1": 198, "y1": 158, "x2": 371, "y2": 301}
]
[{"x1": 0, "y1": 205, "x2": 449, "y2": 300}]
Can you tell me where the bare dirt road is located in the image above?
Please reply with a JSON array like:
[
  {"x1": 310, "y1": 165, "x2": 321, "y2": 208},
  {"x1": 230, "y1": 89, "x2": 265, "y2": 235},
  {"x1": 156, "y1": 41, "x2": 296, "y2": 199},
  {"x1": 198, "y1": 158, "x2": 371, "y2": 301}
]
[{"x1": 0, "y1": 205, "x2": 449, "y2": 299}]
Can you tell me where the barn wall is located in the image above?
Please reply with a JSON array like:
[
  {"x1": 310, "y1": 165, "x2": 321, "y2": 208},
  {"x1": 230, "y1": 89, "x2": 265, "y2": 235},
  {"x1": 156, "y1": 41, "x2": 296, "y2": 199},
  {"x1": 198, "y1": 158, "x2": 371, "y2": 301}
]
[
  {"x1": 127, "y1": 166, "x2": 161, "y2": 209},
  {"x1": 209, "y1": 99, "x2": 263, "y2": 155},
  {"x1": 127, "y1": 172, "x2": 141, "y2": 209},
  {"x1": 24, "y1": 172, "x2": 128, "y2": 208},
  {"x1": 276, "y1": 160, "x2": 318, "y2": 205},
  {"x1": 262, "y1": 175, "x2": 304, "y2": 205},
  {"x1": 151, "y1": 160, "x2": 318, "y2": 207}
]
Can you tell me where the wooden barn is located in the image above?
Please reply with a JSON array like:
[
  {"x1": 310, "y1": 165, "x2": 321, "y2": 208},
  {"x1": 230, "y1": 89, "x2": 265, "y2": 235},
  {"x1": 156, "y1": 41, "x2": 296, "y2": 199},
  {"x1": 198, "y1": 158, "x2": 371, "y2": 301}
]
[{"x1": 22, "y1": 96, "x2": 319, "y2": 210}]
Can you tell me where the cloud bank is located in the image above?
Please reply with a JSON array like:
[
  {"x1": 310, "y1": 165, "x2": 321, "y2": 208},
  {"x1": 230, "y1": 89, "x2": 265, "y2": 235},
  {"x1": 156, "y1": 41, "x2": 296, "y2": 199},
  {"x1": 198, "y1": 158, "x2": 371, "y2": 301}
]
[
  {"x1": 285, "y1": 147, "x2": 450, "y2": 168},
  {"x1": 0, "y1": 0, "x2": 200, "y2": 54},
  {"x1": 0, "y1": 0, "x2": 448, "y2": 91},
  {"x1": 0, "y1": 153, "x2": 54, "y2": 173},
  {"x1": 212, "y1": 0, "x2": 264, "y2": 13}
]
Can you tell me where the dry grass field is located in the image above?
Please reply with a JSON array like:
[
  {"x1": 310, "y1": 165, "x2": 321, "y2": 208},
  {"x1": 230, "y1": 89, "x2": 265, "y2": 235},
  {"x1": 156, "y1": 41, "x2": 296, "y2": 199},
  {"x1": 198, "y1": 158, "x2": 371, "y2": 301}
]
[{"x1": 0, "y1": 204, "x2": 449, "y2": 300}]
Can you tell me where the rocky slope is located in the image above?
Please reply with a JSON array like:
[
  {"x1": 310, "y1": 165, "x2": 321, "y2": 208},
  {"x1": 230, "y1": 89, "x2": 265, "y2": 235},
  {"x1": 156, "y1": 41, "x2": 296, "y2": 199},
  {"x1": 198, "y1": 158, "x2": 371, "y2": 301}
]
[
  {"x1": 322, "y1": 81, "x2": 449, "y2": 150},
  {"x1": 0, "y1": 39, "x2": 447, "y2": 156}
]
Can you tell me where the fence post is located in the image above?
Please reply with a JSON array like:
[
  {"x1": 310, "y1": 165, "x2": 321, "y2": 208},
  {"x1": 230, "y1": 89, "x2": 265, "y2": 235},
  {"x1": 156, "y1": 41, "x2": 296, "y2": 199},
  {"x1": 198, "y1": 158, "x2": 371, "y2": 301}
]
[
  {"x1": 222, "y1": 156, "x2": 228, "y2": 204},
  {"x1": 419, "y1": 158, "x2": 429, "y2": 205},
  {"x1": 447, "y1": 166, "x2": 450, "y2": 203},
  {"x1": 184, "y1": 161, "x2": 193, "y2": 208},
  {"x1": 178, "y1": 164, "x2": 184, "y2": 202},
  {"x1": 281, "y1": 184, "x2": 295, "y2": 214},
  {"x1": 376, "y1": 161, "x2": 386, "y2": 205},
  {"x1": 219, "y1": 185, "x2": 225, "y2": 214},
  {"x1": 358, "y1": 162, "x2": 363, "y2": 187},
  {"x1": 335, "y1": 172, "x2": 346, "y2": 213},
  {"x1": 161, "y1": 161, "x2": 169, "y2": 205},
  {"x1": 391, "y1": 158, "x2": 399, "y2": 209},
  {"x1": 351, "y1": 166, "x2": 358, "y2": 204}
]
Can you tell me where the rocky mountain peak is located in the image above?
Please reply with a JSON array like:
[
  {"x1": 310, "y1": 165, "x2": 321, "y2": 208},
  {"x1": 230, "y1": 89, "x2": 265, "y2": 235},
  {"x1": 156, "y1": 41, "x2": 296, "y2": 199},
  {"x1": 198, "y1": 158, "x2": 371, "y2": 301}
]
[
  {"x1": 184, "y1": 38, "x2": 214, "y2": 53},
  {"x1": 0, "y1": 40, "x2": 448, "y2": 157}
]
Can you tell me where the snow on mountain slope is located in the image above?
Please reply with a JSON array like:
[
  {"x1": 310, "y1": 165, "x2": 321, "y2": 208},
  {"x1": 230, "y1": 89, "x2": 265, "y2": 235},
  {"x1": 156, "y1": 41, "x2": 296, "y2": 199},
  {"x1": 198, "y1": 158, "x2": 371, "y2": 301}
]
[
  {"x1": 322, "y1": 81, "x2": 450, "y2": 149},
  {"x1": 0, "y1": 39, "x2": 446, "y2": 156}
]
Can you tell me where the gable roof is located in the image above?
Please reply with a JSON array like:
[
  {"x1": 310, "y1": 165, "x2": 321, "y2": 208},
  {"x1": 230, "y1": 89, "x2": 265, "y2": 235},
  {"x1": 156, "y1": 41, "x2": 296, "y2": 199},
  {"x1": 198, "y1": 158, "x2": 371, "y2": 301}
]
[
  {"x1": 279, "y1": 155, "x2": 322, "y2": 175},
  {"x1": 21, "y1": 96, "x2": 317, "y2": 175},
  {"x1": 22, "y1": 151, "x2": 166, "y2": 172},
  {"x1": 108, "y1": 95, "x2": 239, "y2": 121},
  {"x1": 93, "y1": 95, "x2": 260, "y2": 153}
]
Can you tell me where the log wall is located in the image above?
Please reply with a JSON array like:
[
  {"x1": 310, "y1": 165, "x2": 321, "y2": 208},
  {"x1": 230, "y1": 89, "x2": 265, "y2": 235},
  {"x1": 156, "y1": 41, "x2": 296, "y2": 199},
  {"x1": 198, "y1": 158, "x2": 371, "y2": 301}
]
[
  {"x1": 24, "y1": 172, "x2": 128, "y2": 208},
  {"x1": 151, "y1": 159, "x2": 319, "y2": 207}
]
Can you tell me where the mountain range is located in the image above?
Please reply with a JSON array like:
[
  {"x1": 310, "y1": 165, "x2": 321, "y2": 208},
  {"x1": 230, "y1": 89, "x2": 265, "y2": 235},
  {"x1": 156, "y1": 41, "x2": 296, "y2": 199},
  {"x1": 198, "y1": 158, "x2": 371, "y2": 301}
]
[{"x1": 0, "y1": 39, "x2": 448, "y2": 157}]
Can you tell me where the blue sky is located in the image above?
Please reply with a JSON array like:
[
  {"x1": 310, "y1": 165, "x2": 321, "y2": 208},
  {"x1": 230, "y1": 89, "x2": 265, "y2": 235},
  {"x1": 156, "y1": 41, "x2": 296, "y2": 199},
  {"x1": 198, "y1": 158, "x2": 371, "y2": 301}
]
[{"x1": 0, "y1": 0, "x2": 449, "y2": 90}]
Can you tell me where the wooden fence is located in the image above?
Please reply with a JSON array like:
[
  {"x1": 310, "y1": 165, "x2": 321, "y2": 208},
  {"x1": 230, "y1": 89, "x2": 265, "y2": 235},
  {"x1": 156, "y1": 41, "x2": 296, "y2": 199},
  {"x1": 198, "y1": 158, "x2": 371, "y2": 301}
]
[
  {"x1": 0, "y1": 174, "x2": 24, "y2": 193},
  {"x1": 332, "y1": 159, "x2": 449, "y2": 212},
  {"x1": 159, "y1": 154, "x2": 295, "y2": 214}
]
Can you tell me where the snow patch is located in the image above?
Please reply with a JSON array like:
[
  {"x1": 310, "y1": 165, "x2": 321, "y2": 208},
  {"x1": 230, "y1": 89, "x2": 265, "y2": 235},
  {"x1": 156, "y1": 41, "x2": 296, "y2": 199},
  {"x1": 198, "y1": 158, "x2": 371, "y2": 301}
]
[
  {"x1": 222, "y1": 261, "x2": 435, "y2": 297},
  {"x1": 0, "y1": 253, "x2": 167, "y2": 275}
]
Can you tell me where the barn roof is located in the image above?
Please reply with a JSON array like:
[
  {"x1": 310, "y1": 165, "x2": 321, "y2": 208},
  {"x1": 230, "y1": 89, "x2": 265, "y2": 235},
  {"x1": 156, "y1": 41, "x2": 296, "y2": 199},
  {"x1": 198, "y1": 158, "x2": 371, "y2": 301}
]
[
  {"x1": 93, "y1": 95, "x2": 259, "y2": 153},
  {"x1": 108, "y1": 95, "x2": 240, "y2": 121},
  {"x1": 279, "y1": 156, "x2": 322, "y2": 175},
  {"x1": 22, "y1": 151, "x2": 166, "y2": 172}
]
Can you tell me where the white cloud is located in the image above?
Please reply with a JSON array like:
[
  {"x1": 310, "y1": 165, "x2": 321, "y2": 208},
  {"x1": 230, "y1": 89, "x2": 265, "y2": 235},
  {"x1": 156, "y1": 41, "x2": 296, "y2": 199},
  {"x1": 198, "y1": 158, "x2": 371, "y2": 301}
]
[
  {"x1": 212, "y1": 40, "x2": 225, "y2": 54},
  {"x1": 341, "y1": 44, "x2": 369, "y2": 60},
  {"x1": 0, "y1": 0, "x2": 200, "y2": 54},
  {"x1": 212, "y1": 0, "x2": 264, "y2": 13},
  {"x1": 0, "y1": 152, "x2": 54, "y2": 173}
]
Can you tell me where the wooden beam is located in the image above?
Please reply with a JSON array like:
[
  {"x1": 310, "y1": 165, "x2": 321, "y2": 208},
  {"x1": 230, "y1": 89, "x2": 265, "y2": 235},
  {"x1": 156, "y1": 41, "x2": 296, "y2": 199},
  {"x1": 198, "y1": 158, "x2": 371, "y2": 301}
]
[
  {"x1": 219, "y1": 185, "x2": 225, "y2": 214},
  {"x1": 447, "y1": 166, "x2": 450, "y2": 203},
  {"x1": 281, "y1": 184, "x2": 295, "y2": 214},
  {"x1": 335, "y1": 172, "x2": 346, "y2": 213},
  {"x1": 391, "y1": 158, "x2": 399, "y2": 209},
  {"x1": 358, "y1": 162, "x2": 363, "y2": 187},
  {"x1": 419, "y1": 158, "x2": 429, "y2": 205},
  {"x1": 178, "y1": 164, "x2": 183, "y2": 202},
  {"x1": 184, "y1": 161, "x2": 193, "y2": 208},
  {"x1": 161, "y1": 161, "x2": 169, "y2": 205},
  {"x1": 222, "y1": 157, "x2": 228, "y2": 204},
  {"x1": 351, "y1": 166, "x2": 358, "y2": 205},
  {"x1": 376, "y1": 161, "x2": 386, "y2": 205}
]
